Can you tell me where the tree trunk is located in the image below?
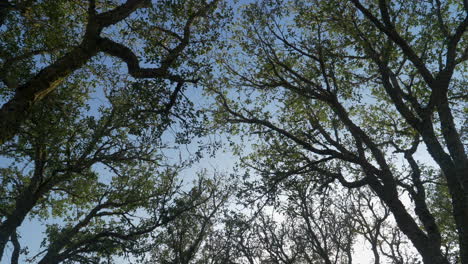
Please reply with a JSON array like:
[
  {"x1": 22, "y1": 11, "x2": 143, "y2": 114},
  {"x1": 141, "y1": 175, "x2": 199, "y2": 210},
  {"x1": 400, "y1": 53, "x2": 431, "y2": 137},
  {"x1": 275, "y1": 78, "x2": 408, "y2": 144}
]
[
  {"x1": 368, "y1": 179, "x2": 450, "y2": 264},
  {"x1": 0, "y1": 189, "x2": 43, "y2": 261}
]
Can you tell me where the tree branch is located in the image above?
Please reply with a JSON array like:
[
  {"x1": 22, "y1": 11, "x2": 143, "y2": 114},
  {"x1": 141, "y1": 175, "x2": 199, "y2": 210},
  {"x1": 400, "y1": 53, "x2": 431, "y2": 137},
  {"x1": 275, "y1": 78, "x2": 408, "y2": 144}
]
[
  {"x1": 350, "y1": 0, "x2": 435, "y2": 86},
  {"x1": 97, "y1": 37, "x2": 187, "y2": 83}
]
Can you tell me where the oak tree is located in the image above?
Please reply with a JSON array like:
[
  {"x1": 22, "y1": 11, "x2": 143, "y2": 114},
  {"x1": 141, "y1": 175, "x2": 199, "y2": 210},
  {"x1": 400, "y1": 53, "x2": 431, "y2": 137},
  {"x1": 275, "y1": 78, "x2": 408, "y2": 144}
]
[
  {"x1": 0, "y1": 0, "x2": 225, "y2": 262},
  {"x1": 211, "y1": 0, "x2": 467, "y2": 263}
]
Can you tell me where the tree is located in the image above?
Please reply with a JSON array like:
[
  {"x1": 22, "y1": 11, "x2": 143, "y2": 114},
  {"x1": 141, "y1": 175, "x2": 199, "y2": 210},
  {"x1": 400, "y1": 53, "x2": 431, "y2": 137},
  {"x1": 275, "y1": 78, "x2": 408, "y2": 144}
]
[
  {"x1": 148, "y1": 174, "x2": 231, "y2": 264},
  {"x1": 198, "y1": 183, "x2": 357, "y2": 264},
  {"x1": 0, "y1": 69, "x2": 213, "y2": 263},
  {"x1": 0, "y1": 0, "x2": 226, "y2": 262},
  {"x1": 210, "y1": 0, "x2": 467, "y2": 263},
  {"x1": 0, "y1": 0, "x2": 221, "y2": 144}
]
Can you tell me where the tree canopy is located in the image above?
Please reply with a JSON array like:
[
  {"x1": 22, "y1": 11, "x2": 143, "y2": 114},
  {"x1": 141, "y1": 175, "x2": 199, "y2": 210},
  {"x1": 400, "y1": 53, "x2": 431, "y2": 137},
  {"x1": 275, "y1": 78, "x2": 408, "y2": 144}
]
[{"x1": 0, "y1": 0, "x2": 467, "y2": 264}]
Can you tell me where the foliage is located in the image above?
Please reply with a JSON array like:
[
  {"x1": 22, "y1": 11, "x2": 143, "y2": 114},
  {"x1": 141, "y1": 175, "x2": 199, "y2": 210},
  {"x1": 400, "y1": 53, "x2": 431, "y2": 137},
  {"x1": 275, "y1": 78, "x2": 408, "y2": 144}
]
[
  {"x1": 0, "y1": 0, "x2": 227, "y2": 263},
  {"x1": 0, "y1": 0, "x2": 466, "y2": 263},
  {"x1": 208, "y1": 0, "x2": 467, "y2": 263}
]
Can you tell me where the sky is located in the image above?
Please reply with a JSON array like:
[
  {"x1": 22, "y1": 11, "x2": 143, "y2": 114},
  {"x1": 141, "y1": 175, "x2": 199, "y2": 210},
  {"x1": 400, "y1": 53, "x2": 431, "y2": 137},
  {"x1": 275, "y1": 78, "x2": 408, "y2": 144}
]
[{"x1": 0, "y1": 0, "x2": 462, "y2": 263}]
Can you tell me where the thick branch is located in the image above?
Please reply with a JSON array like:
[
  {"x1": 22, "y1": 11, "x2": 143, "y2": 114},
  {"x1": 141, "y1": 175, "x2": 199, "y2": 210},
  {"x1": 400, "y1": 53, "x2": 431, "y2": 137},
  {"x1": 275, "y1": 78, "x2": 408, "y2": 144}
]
[
  {"x1": 10, "y1": 232, "x2": 20, "y2": 264},
  {"x1": 350, "y1": 0, "x2": 435, "y2": 86},
  {"x1": 97, "y1": 37, "x2": 186, "y2": 83}
]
